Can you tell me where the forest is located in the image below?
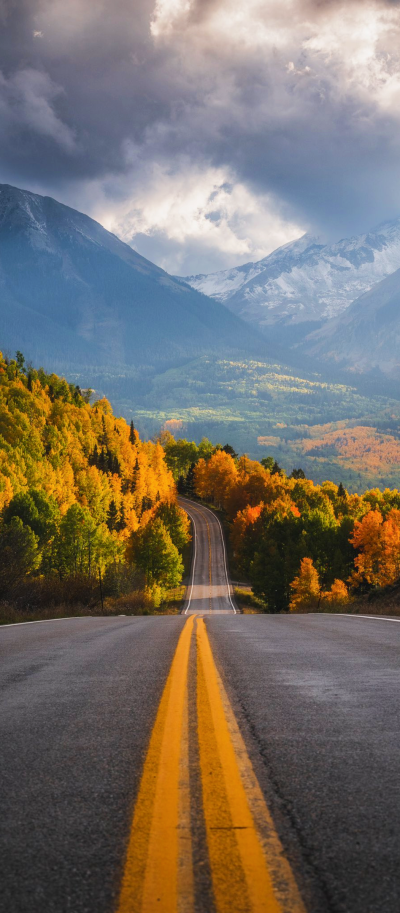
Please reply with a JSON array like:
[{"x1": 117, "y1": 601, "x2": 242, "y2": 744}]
[
  {"x1": 0, "y1": 353, "x2": 190, "y2": 621},
  {"x1": 3, "y1": 348, "x2": 400, "y2": 622},
  {"x1": 163, "y1": 433, "x2": 400, "y2": 614},
  {"x1": 103, "y1": 355, "x2": 400, "y2": 492}
]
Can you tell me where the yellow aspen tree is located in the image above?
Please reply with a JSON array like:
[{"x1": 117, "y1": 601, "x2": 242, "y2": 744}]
[{"x1": 290, "y1": 557, "x2": 320, "y2": 612}]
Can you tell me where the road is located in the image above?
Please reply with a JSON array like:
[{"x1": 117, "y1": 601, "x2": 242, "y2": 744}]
[
  {"x1": 178, "y1": 497, "x2": 236, "y2": 614},
  {"x1": 0, "y1": 501, "x2": 400, "y2": 911}
]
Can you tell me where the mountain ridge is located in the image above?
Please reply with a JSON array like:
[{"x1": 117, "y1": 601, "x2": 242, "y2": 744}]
[
  {"x1": 181, "y1": 220, "x2": 400, "y2": 338},
  {"x1": 0, "y1": 183, "x2": 261, "y2": 373},
  {"x1": 300, "y1": 267, "x2": 400, "y2": 380}
]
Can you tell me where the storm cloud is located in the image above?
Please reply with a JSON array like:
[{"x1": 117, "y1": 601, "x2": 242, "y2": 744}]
[{"x1": 1, "y1": 0, "x2": 400, "y2": 272}]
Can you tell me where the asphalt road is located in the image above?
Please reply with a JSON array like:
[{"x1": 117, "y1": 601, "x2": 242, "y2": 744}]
[
  {"x1": 207, "y1": 613, "x2": 400, "y2": 913},
  {"x1": 0, "y1": 616, "x2": 186, "y2": 913},
  {"x1": 1, "y1": 502, "x2": 400, "y2": 911},
  {"x1": 178, "y1": 497, "x2": 236, "y2": 614}
]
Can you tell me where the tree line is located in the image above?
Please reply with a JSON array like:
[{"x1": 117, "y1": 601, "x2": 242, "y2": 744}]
[
  {"x1": 163, "y1": 434, "x2": 400, "y2": 612},
  {"x1": 0, "y1": 354, "x2": 190, "y2": 614}
]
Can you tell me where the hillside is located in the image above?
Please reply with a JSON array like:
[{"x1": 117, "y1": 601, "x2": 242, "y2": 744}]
[
  {"x1": 0, "y1": 184, "x2": 260, "y2": 374},
  {"x1": 302, "y1": 267, "x2": 400, "y2": 380},
  {"x1": 182, "y1": 220, "x2": 400, "y2": 345},
  {"x1": 0, "y1": 351, "x2": 192, "y2": 620},
  {"x1": 116, "y1": 355, "x2": 400, "y2": 491}
]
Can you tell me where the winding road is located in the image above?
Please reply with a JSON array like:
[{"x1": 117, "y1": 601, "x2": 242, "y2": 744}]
[
  {"x1": 178, "y1": 497, "x2": 236, "y2": 614},
  {"x1": 1, "y1": 499, "x2": 400, "y2": 912}
]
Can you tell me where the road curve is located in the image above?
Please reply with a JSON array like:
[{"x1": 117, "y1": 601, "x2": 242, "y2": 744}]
[{"x1": 179, "y1": 497, "x2": 236, "y2": 614}]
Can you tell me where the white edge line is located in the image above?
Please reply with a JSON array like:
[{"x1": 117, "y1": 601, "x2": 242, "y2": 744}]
[
  {"x1": 183, "y1": 505, "x2": 197, "y2": 614},
  {"x1": 180, "y1": 498, "x2": 236, "y2": 615},
  {"x1": 0, "y1": 616, "x2": 94, "y2": 629},
  {"x1": 310, "y1": 612, "x2": 400, "y2": 624}
]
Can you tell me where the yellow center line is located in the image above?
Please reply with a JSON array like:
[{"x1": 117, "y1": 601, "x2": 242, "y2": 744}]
[
  {"x1": 196, "y1": 617, "x2": 306, "y2": 913},
  {"x1": 117, "y1": 616, "x2": 195, "y2": 913},
  {"x1": 118, "y1": 508, "x2": 306, "y2": 913},
  {"x1": 183, "y1": 502, "x2": 213, "y2": 612},
  {"x1": 207, "y1": 518, "x2": 213, "y2": 611}
]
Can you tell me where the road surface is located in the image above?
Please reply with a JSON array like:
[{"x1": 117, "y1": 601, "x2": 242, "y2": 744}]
[
  {"x1": 179, "y1": 497, "x2": 236, "y2": 614},
  {"x1": 1, "y1": 502, "x2": 400, "y2": 911}
]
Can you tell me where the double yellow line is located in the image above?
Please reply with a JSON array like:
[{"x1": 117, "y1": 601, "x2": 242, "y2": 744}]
[
  {"x1": 205, "y1": 516, "x2": 213, "y2": 612},
  {"x1": 117, "y1": 618, "x2": 306, "y2": 913}
]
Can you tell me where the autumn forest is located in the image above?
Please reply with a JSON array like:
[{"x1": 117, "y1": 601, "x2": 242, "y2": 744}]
[
  {"x1": 0, "y1": 352, "x2": 190, "y2": 621},
  {"x1": 164, "y1": 434, "x2": 400, "y2": 615},
  {"x1": 1, "y1": 350, "x2": 400, "y2": 622}
]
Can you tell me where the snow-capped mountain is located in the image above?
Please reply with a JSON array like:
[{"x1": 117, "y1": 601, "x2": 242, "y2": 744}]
[
  {"x1": 182, "y1": 221, "x2": 400, "y2": 334},
  {"x1": 0, "y1": 184, "x2": 259, "y2": 372}
]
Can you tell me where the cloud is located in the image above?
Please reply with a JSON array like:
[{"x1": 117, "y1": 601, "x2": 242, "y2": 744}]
[
  {"x1": 0, "y1": 67, "x2": 76, "y2": 153},
  {"x1": 0, "y1": 0, "x2": 400, "y2": 270},
  {"x1": 93, "y1": 158, "x2": 303, "y2": 273}
]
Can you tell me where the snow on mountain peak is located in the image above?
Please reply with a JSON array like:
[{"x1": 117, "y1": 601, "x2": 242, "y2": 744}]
[{"x1": 182, "y1": 220, "x2": 400, "y2": 331}]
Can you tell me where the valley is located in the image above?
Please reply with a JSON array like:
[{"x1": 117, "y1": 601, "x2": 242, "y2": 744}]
[
  {"x1": 3, "y1": 181, "x2": 400, "y2": 493},
  {"x1": 75, "y1": 355, "x2": 400, "y2": 492}
]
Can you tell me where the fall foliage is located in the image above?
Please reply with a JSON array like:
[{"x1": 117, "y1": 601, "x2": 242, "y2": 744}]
[
  {"x1": 157, "y1": 433, "x2": 400, "y2": 612},
  {"x1": 289, "y1": 558, "x2": 349, "y2": 612},
  {"x1": 289, "y1": 558, "x2": 320, "y2": 612},
  {"x1": 351, "y1": 509, "x2": 400, "y2": 588},
  {"x1": 0, "y1": 353, "x2": 188, "y2": 612}
]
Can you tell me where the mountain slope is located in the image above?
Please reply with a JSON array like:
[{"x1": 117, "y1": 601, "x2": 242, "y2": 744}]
[
  {"x1": 301, "y1": 268, "x2": 400, "y2": 380},
  {"x1": 182, "y1": 221, "x2": 400, "y2": 338},
  {"x1": 0, "y1": 184, "x2": 260, "y2": 372}
]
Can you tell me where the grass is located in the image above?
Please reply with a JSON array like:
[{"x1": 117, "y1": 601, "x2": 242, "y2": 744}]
[
  {"x1": 233, "y1": 586, "x2": 266, "y2": 614},
  {"x1": 0, "y1": 581, "x2": 188, "y2": 626}
]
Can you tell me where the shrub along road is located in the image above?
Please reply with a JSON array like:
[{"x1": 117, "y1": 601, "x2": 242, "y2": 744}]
[{"x1": 1, "y1": 503, "x2": 400, "y2": 911}]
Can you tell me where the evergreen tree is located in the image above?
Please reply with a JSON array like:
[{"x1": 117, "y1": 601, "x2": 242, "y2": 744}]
[
  {"x1": 0, "y1": 517, "x2": 40, "y2": 594},
  {"x1": 291, "y1": 468, "x2": 306, "y2": 480},
  {"x1": 116, "y1": 502, "x2": 126, "y2": 532},
  {"x1": 98, "y1": 448, "x2": 108, "y2": 472},
  {"x1": 101, "y1": 415, "x2": 107, "y2": 446},
  {"x1": 15, "y1": 351, "x2": 26, "y2": 373},
  {"x1": 182, "y1": 463, "x2": 196, "y2": 496},
  {"x1": 222, "y1": 444, "x2": 238, "y2": 460},
  {"x1": 107, "y1": 500, "x2": 118, "y2": 531},
  {"x1": 130, "y1": 420, "x2": 135, "y2": 444},
  {"x1": 89, "y1": 444, "x2": 99, "y2": 467}
]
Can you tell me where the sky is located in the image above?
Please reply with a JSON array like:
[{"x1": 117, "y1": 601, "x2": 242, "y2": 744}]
[{"x1": 1, "y1": 0, "x2": 400, "y2": 275}]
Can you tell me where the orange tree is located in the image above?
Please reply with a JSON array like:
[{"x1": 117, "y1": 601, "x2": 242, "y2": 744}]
[{"x1": 351, "y1": 508, "x2": 400, "y2": 588}]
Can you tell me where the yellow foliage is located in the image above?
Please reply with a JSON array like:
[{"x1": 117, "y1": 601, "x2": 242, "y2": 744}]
[
  {"x1": 194, "y1": 451, "x2": 238, "y2": 507},
  {"x1": 289, "y1": 558, "x2": 320, "y2": 612},
  {"x1": 0, "y1": 354, "x2": 175, "y2": 545},
  {"x1": 323, "y1": 579, "x2": 349, "y2": 604},
  {"x1": 351, "y1": 508, "x2": 400, "y2": 587}
]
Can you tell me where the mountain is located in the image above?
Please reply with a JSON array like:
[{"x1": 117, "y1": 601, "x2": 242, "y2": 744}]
[
  {"x1": 181, "y1": 221, "x2": 400, "y2": 343},
  {"x1": 301, "y1": 268, "x2": 400, "y2": 380},
  {"x1": 0, "y1": 184, "x2": 260, "y2": 374}
]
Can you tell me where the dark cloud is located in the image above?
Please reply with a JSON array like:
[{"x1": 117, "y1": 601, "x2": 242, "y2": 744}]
[{"x1": 0, "y1": 0, "x2": 400, "y2": 269}]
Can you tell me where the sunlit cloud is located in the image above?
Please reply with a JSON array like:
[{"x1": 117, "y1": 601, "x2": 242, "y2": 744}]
[
  {"x1": 85, "y1": 157, "x2": 303, "y2": 274},
  {"x1": 1, "y1": 0, "x2": 400, "y2": 271}
]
